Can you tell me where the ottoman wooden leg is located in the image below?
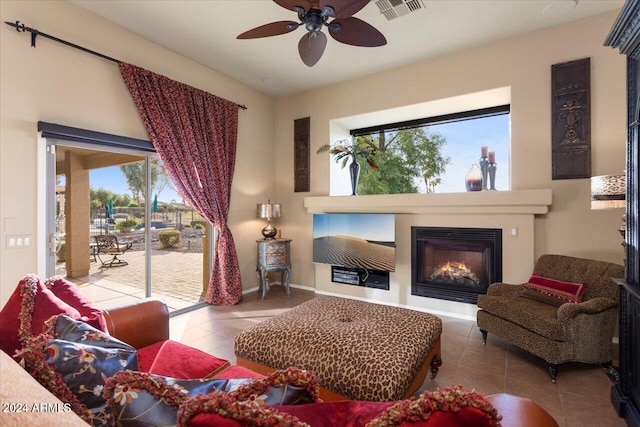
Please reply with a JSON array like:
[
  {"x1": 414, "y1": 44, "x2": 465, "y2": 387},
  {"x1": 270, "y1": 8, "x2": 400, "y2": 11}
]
[
  {"x1": 430, "y1": 354, "x2": 442, "y2": 379},
  {"x1": 427, "y1": 337, "x2": 442, "y2": 380},
  {"x1": 403, "y1": 336, "x2": 443, "y2": 399}
]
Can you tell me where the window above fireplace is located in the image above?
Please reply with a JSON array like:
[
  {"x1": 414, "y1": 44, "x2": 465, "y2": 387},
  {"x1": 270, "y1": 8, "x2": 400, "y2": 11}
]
[
  {"x1": 328, "y1": 87, "x2": 512, "y2": 196},
  {"x1": 349, "y1": 106, "x2": 510, "y2": 195}
]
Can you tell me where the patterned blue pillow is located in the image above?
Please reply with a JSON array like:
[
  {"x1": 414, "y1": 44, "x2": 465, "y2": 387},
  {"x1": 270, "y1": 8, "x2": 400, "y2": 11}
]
[{"x1": 42, "y1": 315, "x2": 138, "y2": 426}]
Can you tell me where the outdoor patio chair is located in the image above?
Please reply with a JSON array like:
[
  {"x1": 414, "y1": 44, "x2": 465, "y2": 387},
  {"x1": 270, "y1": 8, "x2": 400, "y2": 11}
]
[{"x1": 93, "y1": 234, "x2": 133, "y2": 267}]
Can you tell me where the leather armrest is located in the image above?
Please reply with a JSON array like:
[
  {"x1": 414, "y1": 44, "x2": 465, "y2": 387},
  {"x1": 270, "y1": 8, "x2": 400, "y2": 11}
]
[{"x1": 101, "y1": 298, "x2": 169, "y2": 349}]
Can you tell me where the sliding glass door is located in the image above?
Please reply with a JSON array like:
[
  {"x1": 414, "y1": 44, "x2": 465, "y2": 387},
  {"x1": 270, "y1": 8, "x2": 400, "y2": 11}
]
[{"x1": 43, "y1": 133, "x2": 211, "y2": 313}]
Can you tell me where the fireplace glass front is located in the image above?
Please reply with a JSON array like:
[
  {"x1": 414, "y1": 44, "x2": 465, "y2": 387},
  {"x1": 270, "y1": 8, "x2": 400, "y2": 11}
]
[{"x1": 411, "y1": 227, "x2": 502, "y2": 304}]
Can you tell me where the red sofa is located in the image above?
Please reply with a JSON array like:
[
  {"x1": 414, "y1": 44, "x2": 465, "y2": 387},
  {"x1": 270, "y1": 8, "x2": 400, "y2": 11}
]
[{"x1": 0, "y1": 276, "x2": 558, "y2": 427}]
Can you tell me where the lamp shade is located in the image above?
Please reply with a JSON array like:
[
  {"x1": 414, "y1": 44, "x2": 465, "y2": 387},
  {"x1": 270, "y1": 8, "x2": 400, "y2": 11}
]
[
  {"x1": 591, "y1": 174, "x2": 625, "y2": 210},
  {"x1": 257, "y1": 200, "x2": 281, "y2": 219}
]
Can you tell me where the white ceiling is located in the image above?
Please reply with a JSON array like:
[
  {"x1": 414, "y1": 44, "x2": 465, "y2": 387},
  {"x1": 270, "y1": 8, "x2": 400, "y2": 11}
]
[{"x1": 66, "y1": 0, "x2": 623, "y2": 98}]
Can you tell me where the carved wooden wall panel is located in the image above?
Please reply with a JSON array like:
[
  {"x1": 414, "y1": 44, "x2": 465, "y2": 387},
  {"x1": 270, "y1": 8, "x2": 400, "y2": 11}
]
[
  {"x1": 551, "y1": 57, "x2": 591, "y2": 180},
  {"x1": 294, "y1": 117, "x2": 310, "y2": 192}
]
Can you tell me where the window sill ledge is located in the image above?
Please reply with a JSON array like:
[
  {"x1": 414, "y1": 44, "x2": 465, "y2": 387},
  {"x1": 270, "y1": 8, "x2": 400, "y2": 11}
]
[{"x1": 304, "y1": 190, "x2": 552, "y2": 215}]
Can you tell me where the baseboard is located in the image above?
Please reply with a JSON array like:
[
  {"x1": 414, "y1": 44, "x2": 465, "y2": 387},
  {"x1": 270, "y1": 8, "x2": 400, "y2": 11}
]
[
  {"x1": 242, "y1": 284, "x2": 475, "y2": 321},
  {"x1": 314, "y1": 290, "x2": 477, "y2": 321},
  {"x1": 242, "y1": 286, "x2": 260, "y2": 295},
  {"x1": 290, "y1": 283, "x2": 316, "y2": 292},
  {"x1": 241, "y1": 283, "x2": 316, "y2": 295}
]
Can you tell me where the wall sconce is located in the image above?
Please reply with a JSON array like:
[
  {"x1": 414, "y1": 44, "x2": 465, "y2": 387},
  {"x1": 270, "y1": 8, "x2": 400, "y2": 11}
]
[
  {"x1": 257, "y1": 199, "x2": 281, "y2": 240},
  {"x1": 591, "y1": 173, "x2": 626, "y2": 243}
]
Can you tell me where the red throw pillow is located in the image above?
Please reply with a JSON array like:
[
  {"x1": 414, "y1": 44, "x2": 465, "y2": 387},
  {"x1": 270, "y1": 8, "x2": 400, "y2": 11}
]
[
  {"x1": 0, "y1": 275, "x2": 82, "y2": 357},
  {"x1": 148, "y1": 340, "x2": 231, "y2": 379},
  {"x1": 522, "y1": 274, "x2": 587, "y2": 306},
  {"x1": 187, "y1": 386, "x2": 501, "y2": 427},
  {"x1": 45, "y1": 277, "x2": 107, "y2": 332},
  {"x1": 261, "y1": 401, "x2": 498, "y2": 427}
]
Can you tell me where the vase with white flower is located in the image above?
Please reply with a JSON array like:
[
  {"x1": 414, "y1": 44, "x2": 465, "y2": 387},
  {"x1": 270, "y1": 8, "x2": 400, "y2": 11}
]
[{"x1": 316, "y1": 138, "x2": 379, "y2": 195}]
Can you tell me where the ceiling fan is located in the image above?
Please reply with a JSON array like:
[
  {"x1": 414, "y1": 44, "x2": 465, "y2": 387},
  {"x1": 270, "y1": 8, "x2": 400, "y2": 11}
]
[{"x1": 237, "y1": 0, "x2": 387, "y2": 67}]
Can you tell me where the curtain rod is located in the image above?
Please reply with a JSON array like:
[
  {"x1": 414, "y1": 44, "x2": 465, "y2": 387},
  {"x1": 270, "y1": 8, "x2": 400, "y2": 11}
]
[{"x1": 4, "y1": 20, "x2": 248, "y2": 111}]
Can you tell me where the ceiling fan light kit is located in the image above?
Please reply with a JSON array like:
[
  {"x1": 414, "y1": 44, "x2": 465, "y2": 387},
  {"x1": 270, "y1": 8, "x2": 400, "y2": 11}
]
[{"x1": 237, "y1": 0, "x2": 387, "y2": 67}]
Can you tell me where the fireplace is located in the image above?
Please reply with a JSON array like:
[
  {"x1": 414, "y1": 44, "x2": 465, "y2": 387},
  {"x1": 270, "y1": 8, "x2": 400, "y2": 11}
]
[{"x1": 411, "y1": 227, "x2": 502, "y2": 304}]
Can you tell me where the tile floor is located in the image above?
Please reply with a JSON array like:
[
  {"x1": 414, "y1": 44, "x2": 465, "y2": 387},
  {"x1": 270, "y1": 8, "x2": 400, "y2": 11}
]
[{"x1": 80, "y1": 280, "x2": 624, "y2": 427}]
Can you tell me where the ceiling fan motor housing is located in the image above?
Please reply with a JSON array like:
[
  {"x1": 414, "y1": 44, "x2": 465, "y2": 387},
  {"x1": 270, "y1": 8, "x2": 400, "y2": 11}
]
[
  {"x1": 303, "y1": 6, "x2": 336, "y2": 33},
  {"x1": 304, "y1": 9, "x2": 325, "y2": 32}
]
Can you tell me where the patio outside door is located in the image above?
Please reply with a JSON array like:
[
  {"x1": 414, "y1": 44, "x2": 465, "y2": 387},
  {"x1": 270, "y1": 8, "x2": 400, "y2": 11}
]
[{"x1": 43, "y1": 135, "x2": 212, "y2": 313}]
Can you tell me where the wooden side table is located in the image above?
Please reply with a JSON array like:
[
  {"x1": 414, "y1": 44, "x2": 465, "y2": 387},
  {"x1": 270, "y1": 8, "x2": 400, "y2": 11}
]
[{"x1": 256, "y1": 239, "x2": 291, "y2": 300}]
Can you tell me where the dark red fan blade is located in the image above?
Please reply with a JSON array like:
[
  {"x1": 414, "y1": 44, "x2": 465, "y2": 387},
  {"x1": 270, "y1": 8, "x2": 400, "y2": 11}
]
[
  {"x1": 273, "y1": 0, "x2": 311, "y2": 12},
  {"x1": 320, "y1": 0, "x2": 371, "y2": 19},
  {"x1": 298, "y1": 31, "x2": 327, "y2": 67},
  {"x1": 237, "y1": 21, "x2": 300, "y2": 39},
  {"x1": 329, "y1": 17, "x2": 386, "y2": 47}
]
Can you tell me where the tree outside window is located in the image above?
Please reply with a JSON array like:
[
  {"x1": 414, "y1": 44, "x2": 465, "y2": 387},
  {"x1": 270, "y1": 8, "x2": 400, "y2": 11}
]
[
  {"x1": 357, "y1": 127, "x2": 450, "y2": 195},
  {"x1": 324, "y1": 106, "x2": 510, "y2": 195}
]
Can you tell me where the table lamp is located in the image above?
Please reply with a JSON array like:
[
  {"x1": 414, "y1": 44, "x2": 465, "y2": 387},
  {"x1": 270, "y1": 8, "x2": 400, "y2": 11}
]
[{"x1": 257, "y1": 199, "x2": 281, "y2": 239}]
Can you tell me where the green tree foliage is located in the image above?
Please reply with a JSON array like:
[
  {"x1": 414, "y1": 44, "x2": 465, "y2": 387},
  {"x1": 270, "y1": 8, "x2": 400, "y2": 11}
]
[
  {"x1": 119, "y1": 160, "x2": 170, "y2": 204},
  {"x1": 357, "y1": 127, "x2": 451, "y2": 195},
  {"x1": 89, "y1": 188, "x2": 132, "y2": 209},
  {"x1": 120, "y1": 194, "x2": 133, "y2": 207},
  {"x1": 119, "y1": 163, "x2": 146, "y2": 205},
  {"x1": 358, "y1": 147, "x2": 415, "y2": 194}
]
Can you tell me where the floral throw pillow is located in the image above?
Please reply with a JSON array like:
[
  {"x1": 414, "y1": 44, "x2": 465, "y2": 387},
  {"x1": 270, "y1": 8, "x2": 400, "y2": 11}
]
[
  {"x1": 17, "y1": 314, "x2": 138, "y2": 426},
  {"x1": 104, "y1": 367, "x2": 320, "y2": 427}
]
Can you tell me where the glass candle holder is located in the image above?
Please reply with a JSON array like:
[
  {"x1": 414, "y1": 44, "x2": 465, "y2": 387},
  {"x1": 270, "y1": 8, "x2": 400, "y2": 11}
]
[
  {"x1": 479, "y1": 156, "x2": 489, "y2": 191},
  {"x1": 488, "y1": 162, "x2": 497, "y2": 191}
]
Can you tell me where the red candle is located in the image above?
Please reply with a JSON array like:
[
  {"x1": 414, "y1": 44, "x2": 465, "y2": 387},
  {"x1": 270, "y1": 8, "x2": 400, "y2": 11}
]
[
  {"x1": 488, "y1": 151, "x2": 496, "y2": 163},
  {"x1": 481, "y1": 146, "x2": 488, "y2": 158}
]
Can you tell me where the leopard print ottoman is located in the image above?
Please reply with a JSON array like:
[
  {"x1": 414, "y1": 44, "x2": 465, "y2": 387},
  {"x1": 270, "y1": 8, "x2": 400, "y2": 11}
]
[{"x1": 234, "y1": 295, "x2": 442, "y2": 401}]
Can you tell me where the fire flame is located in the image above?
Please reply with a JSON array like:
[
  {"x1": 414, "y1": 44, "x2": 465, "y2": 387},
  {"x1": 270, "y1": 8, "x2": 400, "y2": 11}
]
[
  {"x1": 440, "y1": 261, "x2": 468, "y2": 272},
  {"x1": 430, "y1": 260, "x2": 480, "y2": 286}
]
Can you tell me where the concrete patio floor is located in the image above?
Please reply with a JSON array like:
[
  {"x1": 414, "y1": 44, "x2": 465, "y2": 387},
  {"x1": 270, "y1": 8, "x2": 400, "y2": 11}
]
[{"x1": 57, "y1": 249, "x2": 206, "y2": 311}]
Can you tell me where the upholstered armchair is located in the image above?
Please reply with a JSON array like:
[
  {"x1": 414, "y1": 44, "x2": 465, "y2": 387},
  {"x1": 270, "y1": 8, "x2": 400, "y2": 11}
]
[{"x1": 477, "y1": 254, "x2": 624, "y2": 382}]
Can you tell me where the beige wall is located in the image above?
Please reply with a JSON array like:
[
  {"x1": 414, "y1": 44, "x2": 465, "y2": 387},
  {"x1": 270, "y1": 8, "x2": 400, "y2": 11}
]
[
  {"x1": 0, "y1": 0, "x2": 275, "y2": 305},
  {"x1": 274, "y1": 11, "x2": 627, "y2": 316},
  {"x1": 0, "y1": 2, "x2": 627, "y2": 316}
]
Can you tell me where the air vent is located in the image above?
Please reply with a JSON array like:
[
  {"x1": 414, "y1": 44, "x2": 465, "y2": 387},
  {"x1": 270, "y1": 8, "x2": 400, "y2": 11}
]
[{"x1": 375, "y1": 0, "x2": 425, "y2": 21}]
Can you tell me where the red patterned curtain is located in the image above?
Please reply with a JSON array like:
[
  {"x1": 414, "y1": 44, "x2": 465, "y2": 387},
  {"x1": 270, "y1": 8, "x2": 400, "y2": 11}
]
[{"x1": 119, "y1": 62, "x2": 241, "y2": 305}]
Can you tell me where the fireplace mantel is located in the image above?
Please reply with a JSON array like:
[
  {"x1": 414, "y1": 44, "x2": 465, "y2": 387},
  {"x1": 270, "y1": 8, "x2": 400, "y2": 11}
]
[
  {"x1": 308, "y1": 189, "x2": 552, "y2": 320},
  {"x1": 304, "y1": 189, "x2": 552, "y2": 215}
]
